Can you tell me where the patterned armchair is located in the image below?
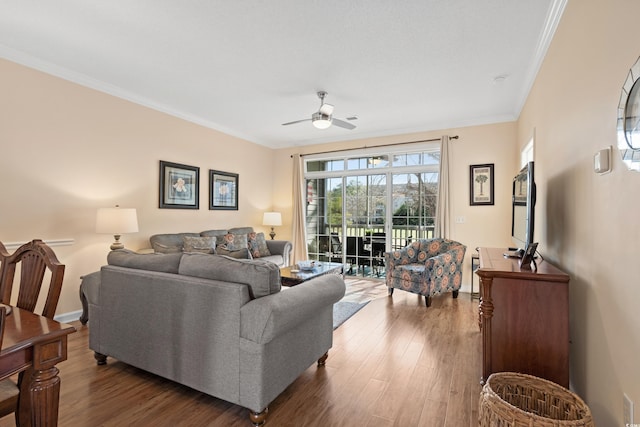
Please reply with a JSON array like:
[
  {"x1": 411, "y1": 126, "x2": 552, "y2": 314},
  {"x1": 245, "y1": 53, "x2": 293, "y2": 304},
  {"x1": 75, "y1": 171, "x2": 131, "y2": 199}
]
[{"x1": 385, "y1": 238, "x2": 466, "y2": 307}]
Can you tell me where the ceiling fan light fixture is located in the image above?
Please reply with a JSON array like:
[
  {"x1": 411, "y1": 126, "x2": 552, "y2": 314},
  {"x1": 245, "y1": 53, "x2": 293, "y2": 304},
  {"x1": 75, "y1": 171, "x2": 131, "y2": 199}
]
[{"x1": 312, "y1": 112, "x2": 332, "y2": 129}]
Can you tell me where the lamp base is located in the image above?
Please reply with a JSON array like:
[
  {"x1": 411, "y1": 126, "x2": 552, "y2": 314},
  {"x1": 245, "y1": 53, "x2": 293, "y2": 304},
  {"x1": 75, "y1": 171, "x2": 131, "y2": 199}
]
[
  {"x1": 269, "y1": 228, "x2": 276, "y2": 240},
  {"x1": 110, "y1": 235, "x2": 124, "y2": 250}
]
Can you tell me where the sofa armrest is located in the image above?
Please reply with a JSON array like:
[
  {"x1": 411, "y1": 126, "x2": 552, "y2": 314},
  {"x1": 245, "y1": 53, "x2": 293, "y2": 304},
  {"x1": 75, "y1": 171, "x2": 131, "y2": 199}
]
[
  {"x1": 240, "y1": 274, "x2": 345, "y2": 344},
  {"x1": 79, "y1": 271, "x2": 101, "y2": 324},
  {"x1": 265, "y1": 240, "x2": 292, "y2": 266}
]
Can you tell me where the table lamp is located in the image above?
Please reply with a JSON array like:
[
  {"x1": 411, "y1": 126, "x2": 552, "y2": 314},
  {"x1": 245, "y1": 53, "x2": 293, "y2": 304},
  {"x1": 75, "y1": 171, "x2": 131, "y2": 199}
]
[
  {"x1": 262, "y1": 212, "x2": 282, "y2": 240},
  {"x1": 96, "y1": 206, "x2": 139, "y2": 250}
]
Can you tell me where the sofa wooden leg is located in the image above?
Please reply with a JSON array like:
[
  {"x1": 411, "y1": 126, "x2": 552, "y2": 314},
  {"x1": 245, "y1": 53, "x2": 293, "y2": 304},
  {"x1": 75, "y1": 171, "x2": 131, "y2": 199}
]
[
  {"x1": 249, "y1": 407, "x2": 268, "y2": 426},
  {"x1": 452, "y1": 290, "x2": 459, "y2": 299},
  {"x1": 425, "y1": 296, "x2": 432, "y2": 307},
  {"x1": 94, "y1": 352, "x2": 107, "y2": 365},
  {"x1": 388, "y1": 287, "x2": 394, "y2": 296},
  {"x1": 317, "y1": 352, "x2": 329, "y2": 366}
]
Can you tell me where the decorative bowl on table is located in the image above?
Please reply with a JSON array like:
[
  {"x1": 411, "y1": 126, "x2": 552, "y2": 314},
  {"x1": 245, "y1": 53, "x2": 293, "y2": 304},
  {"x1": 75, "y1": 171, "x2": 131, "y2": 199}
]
[{"x1": 297, "y1": 261, "x2": 318, "y2": 271}]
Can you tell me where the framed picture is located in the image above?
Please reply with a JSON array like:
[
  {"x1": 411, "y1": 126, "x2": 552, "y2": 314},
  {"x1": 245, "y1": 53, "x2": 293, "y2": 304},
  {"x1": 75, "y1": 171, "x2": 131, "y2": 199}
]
[
  {"x1": 209, "y1": 170, "x2": 238, "y2": 210},
  {"x1": 159, "y1": 161, "x2": 199, "y2": 209},
  {"x1": 469, "y1": 163, "x2": 494, "y2": 206}
]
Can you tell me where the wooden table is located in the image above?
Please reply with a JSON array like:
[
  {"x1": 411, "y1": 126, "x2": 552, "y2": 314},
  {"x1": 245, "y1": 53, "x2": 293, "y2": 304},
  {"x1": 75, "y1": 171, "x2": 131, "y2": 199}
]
[
  {"x1": 0, "y1": 307, "x2": 76, "y2": 426},
  {"x1": 280, "y1": 262, "x2": 344, "y2": 287}
]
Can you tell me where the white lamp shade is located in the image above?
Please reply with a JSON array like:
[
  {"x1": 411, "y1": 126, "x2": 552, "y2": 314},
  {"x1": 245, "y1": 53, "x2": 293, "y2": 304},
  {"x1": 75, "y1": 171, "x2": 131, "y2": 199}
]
[
  {"x1": 262, "y1": 212, "x2": 282, "y2": 227},
  {"x1": 96, "y1": 207, "x2": 139, "y2": 234}
]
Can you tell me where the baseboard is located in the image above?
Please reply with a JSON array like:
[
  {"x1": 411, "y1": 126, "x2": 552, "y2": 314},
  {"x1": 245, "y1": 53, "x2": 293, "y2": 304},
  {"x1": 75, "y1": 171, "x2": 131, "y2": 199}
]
[{"x1": 55, "y1": 310, "x2": 82, "y2": 324}]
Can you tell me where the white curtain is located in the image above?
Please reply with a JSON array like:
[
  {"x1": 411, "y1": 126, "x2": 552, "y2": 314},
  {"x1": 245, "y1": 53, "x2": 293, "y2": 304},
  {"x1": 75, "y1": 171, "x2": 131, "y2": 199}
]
[
  {"x1": 435, "y1": 135, "x2": 450, "y2": 239},
  {"x1": 291, "y1": 154, "x2": 308, "y2": 264}
]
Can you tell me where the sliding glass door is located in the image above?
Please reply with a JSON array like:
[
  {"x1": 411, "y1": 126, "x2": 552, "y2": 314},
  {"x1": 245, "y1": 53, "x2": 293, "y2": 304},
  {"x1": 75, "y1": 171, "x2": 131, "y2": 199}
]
[
  {"x1": 305, "y1": 148, "x2": 440, "y2": 278},
  {"x1": 342, "y1": 173, "x2": 387, "y2": 276}
]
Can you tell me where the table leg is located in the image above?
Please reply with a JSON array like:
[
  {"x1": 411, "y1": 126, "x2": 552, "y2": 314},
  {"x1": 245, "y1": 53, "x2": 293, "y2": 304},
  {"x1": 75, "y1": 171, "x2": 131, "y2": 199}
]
[
  {"x1": 17, "y1": 336, "x2": 67, "y2": 426},
  {"x1": 17, "y1": 366, "x2": 61, "y2": 427}
]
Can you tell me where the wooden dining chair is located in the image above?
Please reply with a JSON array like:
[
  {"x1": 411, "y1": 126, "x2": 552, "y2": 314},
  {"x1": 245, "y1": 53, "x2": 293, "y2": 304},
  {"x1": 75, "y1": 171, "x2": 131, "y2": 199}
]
[
  {"x1": 0, "y1": 239, "x2": 66, "y2": 423},
  {"x1": 0, "y1": 305, "x2": 18, "y2": 419},
  {"x1": 0, "y1": 239, "x2": 65, "y2": 318}
]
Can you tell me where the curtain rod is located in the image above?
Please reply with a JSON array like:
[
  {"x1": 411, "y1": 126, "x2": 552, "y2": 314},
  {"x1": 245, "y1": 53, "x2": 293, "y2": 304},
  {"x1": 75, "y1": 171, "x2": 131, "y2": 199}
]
[{"x1": 290, "y1": 135, "x2": 458, "y2": 158}]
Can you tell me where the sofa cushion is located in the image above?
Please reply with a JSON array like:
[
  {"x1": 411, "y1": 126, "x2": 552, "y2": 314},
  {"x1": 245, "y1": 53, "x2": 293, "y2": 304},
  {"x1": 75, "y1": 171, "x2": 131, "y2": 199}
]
[
  {"x1": 178, "y1": 253, "x2": 281, "y2": 298},
  {"x1": 150, "y1": 232, "x2": 200, "y2": 253},
  {"x1": 199, "y1": 229, "x2": 229, "y2": 245},
  {"x1": 228, "y1": 227, "x2": 254, "y2": 235},
  {"x1": 182, "y1": 236, "x2": 216, "y2": 254},
  {"x1": 215, "y1": 247, "x2": 251, "y2": 259},
  {"x1": 247, "y1": 232, "x2": 271, "y2": 258},
  {"x1": 107, "y1": 249, "x2": 183, "y2": 274},
  {"x1": 219, "y1": 233, "x2": 249, "y2": 251}
]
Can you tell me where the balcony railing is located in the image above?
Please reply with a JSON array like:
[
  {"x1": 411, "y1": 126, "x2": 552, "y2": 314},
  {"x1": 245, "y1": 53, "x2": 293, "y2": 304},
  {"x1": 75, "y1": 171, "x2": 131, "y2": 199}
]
[{"x1": 306, "y1": 225, "x2": 435, "y2": 278}]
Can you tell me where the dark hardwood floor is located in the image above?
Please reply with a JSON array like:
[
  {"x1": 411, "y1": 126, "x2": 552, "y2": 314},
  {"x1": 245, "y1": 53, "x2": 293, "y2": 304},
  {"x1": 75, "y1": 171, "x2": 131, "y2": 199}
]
[{"x1": 0, "y1": 279, "x2": 482, "y2": 426}]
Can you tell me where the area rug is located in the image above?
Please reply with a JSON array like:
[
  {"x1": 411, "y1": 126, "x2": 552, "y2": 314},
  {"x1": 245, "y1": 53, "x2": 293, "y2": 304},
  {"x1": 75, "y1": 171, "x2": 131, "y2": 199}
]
[{"x1": 333, "y1": 301, "x2": 369, "y2": 330}]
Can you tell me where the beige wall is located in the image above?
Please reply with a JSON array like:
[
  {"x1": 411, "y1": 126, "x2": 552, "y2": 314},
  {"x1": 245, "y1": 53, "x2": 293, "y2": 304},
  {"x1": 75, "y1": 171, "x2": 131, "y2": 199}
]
[
  {"x1": 2, "y1": 0, "x2": 637, "y2": 421},
  {"x1": 271, "y1": 121, "x2": 518, "y2": 293},
  {"x1": 517, "y1": 0, "x2": 640, "y2": 424},
  {"x1": 0, "y1": 58, "x2": 276, "y2": 316}
]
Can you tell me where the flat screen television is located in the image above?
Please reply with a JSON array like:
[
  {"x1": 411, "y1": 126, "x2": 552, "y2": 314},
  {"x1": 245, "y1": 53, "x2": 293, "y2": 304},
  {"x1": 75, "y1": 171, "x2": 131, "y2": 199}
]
[{"x1": 511, "y1": 161, "x2": 536, "y2": 254}]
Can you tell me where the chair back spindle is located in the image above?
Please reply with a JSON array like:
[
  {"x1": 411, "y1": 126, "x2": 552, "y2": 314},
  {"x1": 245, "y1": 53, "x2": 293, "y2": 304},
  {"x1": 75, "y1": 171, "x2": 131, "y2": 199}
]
[{"x1": 0, "y1": 306, "x2": 6, "y2": 347}]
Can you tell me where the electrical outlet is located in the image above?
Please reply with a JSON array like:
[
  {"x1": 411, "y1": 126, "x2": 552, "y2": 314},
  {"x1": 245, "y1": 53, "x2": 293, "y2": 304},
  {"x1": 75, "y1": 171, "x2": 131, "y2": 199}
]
[
  {"x1": 624, "y1": 393, "x2": 634, "y2": 425},
  {"x1": 455, "y1": 216, "x2": 465, "y2": 224}
]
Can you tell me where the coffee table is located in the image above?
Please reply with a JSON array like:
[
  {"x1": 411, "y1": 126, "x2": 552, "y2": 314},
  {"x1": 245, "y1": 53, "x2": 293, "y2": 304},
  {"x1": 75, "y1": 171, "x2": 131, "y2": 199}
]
[{"x1": 280, "y1": 262, "x2": 344, "y2": 287}]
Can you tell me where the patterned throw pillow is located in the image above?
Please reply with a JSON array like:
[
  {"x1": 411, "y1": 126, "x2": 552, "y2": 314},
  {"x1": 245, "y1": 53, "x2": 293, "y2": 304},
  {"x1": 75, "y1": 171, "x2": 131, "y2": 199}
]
[
  {"x1": 218, "y1": 233, "x2": 249, "y2": 251},
  {"x1": 182, "y1": 236, "x2": 216, "y2": 254},
  {"x1": 247, "y1": 232, "x2": 271, "y2": 258}
]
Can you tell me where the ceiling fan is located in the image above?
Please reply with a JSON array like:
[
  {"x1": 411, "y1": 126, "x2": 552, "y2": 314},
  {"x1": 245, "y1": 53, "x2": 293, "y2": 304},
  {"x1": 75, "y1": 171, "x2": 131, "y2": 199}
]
[{"x1": 282, "y1": 91, "x2": 356, "y2": 130}]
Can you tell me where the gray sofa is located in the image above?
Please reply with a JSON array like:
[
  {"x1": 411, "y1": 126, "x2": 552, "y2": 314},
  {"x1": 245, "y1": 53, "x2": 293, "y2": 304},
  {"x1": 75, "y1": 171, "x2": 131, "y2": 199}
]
[
  {"x1": 83, "y1": 249, "x2": 345, "y2": 425},
  {"x1": 149, "y1": 226, "x2": 292, "y2": 267}
]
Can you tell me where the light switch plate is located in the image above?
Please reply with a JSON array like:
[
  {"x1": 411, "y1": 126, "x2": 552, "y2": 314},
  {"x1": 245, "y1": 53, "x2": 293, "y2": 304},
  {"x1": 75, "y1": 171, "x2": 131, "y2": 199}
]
[{"x1": 594, "y1": 146, "x2": 611, "y2": 174}]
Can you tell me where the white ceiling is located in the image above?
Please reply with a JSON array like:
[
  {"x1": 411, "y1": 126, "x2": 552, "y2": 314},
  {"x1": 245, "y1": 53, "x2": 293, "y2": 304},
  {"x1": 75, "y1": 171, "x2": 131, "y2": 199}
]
[{"x1": 0, "y1": 0, "x2": 565, "y2": 149}]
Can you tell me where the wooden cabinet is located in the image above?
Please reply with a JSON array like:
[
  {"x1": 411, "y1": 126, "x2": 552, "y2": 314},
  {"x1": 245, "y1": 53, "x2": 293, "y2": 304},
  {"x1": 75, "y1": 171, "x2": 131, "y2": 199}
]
[{"x1": 477, "y1": 247, "x2": 570, "y2": 387}]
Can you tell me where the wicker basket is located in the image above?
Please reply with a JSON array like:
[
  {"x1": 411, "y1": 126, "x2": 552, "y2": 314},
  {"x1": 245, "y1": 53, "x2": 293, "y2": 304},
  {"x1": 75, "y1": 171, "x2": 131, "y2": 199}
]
[{"x1": 479, "y1": 372, "x2": 594, "y2": 427}]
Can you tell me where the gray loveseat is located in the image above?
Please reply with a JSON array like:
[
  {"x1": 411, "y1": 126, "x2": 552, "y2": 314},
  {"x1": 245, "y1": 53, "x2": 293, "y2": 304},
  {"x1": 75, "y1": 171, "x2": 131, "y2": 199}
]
[
  {"x1": 83, "y1": 250, "x2": 345, "y2": 425},
  {"x1": 149, "y1": 226, "x2": 292, "y2": 267}
]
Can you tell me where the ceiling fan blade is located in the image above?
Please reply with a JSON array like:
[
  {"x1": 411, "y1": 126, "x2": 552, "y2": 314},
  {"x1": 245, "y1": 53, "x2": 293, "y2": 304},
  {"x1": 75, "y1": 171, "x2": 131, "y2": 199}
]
[
  {"x1": 282, "y1": 118, "x2": 311, "y2": 126},
  {"x1": 332, "y1": 118, "x2": 356, "y2": 130},
  {"x1": 319, "y1": 103, "x2": 334, "y2": 115}
]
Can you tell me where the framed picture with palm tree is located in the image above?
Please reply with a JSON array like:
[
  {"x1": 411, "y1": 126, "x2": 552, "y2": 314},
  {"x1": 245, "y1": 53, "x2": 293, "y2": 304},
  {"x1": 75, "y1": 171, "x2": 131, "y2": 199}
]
[{"x1": 470, "y1": 163, "x2": 494, "y2": 206}]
